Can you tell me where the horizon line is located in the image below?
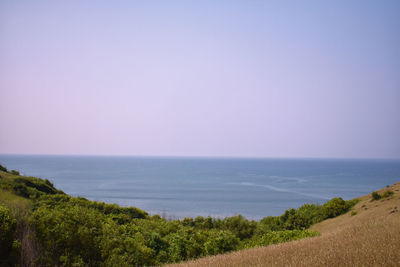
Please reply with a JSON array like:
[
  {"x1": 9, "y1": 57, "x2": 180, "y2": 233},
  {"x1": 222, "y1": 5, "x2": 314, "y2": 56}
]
[{"x1": 0, "y1": 153, "x2": 399, "y2": 161}]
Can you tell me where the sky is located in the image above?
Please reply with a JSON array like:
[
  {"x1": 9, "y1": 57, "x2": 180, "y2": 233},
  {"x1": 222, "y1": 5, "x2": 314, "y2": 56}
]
[{"x1": 0, "y1": 0, "x2": 399, "y2": 159}]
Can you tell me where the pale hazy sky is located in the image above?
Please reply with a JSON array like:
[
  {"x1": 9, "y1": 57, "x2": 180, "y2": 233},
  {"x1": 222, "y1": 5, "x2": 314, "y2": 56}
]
[{"x1": 1, "y1": 1, "x2": 399, "y2": 158}]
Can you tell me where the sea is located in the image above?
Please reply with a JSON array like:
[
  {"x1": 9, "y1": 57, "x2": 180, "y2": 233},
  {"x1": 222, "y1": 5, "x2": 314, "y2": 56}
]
[{"x1": 1, "y1": 155, "x2": 399, "y2": 220}]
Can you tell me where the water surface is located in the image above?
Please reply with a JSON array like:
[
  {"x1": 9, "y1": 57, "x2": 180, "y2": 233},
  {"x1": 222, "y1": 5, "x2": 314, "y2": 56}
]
[{"x1": 1, "y1": 155, "x2": 399, "y2": 220}]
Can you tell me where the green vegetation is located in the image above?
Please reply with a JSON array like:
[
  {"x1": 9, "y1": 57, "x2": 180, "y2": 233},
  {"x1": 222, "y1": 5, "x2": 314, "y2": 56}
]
[
  {"x1": 0, "y1": 164, "x2": 7, "y2": 172},
  {"x1": 382, "y1": 190, "x2": 394, "y2": 198},
  {"x1": 0, "y1": 164, "x2": 358, "y2": 266},
  {"x1": 249, "y1": 230, "x2": 320, "y2": 247},
  {"x1": 258, "y1": 198, "x2": 358, "y2": 232},
  {"x1": 371, "y1": 190, "x2": 394, "y2": 201},
  {"x1": 0, "y1": 205, "x2": 20, "y2": 265},
  {"x1": 10, "y1": 170, "x2": 20, "y2": 176},
  {"x1": 371, "y1": 191, "x2": 382, "y2": 200}
]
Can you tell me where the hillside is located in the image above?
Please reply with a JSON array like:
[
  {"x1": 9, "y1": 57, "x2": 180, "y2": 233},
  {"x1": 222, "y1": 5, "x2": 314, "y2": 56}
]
[
  {"x1": 169, "y1": 182, "x2": 400, "y2": 266},
  {"x1": 1, "y1": 163, "x2": 398, "y2": 266}
]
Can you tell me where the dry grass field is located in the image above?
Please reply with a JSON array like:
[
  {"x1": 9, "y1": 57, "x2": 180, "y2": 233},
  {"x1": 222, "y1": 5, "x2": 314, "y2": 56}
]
[{"x1": 170, "y1": 182, "x2": 400, "y2": 267}]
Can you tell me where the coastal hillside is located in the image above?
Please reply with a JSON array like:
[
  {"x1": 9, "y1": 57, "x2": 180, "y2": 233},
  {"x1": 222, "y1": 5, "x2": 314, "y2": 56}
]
[
  {"x1": 0, "y1": 164, "x2": 360, "y2": 266},
  {"x1": 170, "y1": 182, "x2": 400, "y2": 267}
]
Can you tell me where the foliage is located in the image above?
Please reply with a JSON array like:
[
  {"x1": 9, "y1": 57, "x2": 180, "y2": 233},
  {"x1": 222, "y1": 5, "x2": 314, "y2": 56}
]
[
  {"x1": 371, "y1": 191, "x2": 382, "y2": 200},
  {"x1": 0, "y1": 164, "x2": 7, "y2": 172},
  {"x1": 382, "y1": 190, "x2": 394, "y2": 198},
  {"x1": 221, "y1": 215, "x2": 257, "y2": 240},
  {"x1": 259, "y1": 198, "x2": 358, "y2": 231},
  {"x1": 30, "y1": 205, "x2": 103, "y2": 265},
  {"x1": 34, "y1": 194, "x2": 148, "y2": 220},
  {"x1": 252, "y1": 230, "x2": 319, "y2": 247},
  {"x1": 322, "y1": 197, "x2": 350, "y2": 218},
  {"x1": 0, "y1": 205, "x2": 20, "y2": 265},
  {"x1": 0, "y1": 174, "x2": 64, "y2": 199},
  {"x1": 372, "y1": 190, "x2": 394, "y2": 201},
  {"x1": 11, "y1": 170, "x2": 20, "y2": 175},
  {"x1": 204, "y1": 230, "x2": 239, "y2": 255},
  {"x1": 0, "y1": 205, "x2": 16, "y2": 252}
]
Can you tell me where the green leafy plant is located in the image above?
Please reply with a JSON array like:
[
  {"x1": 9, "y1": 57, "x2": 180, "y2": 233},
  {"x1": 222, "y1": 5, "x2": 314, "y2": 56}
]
[
  {"x1": 382, "y1": 190, "x2": 394, "y2": 198},
  {"x1": 0, "y1": 164, "x2": 7, "y2": 172},
  {"x1": 371, "y1": 191, "x2": 382, "y2": 200},
  {"x1": 10, "y1": 170, "x2": 20, "y2": 176},
  {"x1": 0, "y1": 205, "x2": 19, "y2": 265}
]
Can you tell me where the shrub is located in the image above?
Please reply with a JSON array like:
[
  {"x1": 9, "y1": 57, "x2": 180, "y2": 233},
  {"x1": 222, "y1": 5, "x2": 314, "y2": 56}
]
[
  {"x1": 279, "y1": 208, "x2": 305, "y2": 230},
  {"x1": 34, "y1": 194, "x2": 148, "y2": 219},
  {"x1": 0, "y1": 205, "x2": 18, "y2": 265},
  {"x1": 101, "y1": 222, "x2": 156, "y2": 266},
  {"x1": 295, "y1": 203, "x2": 324, "y2": 226},
  {"x1": 10, "y1": 170, "x2": 20, "y2": 176},
  {"x1": 30, "y1": 205, "x2": 106, "y2": 266},
  {"x1": 0, "y1": 176, "x2": 64, "y2": 199},
  {"x1": 322, "y1": 198, "x2": 349, "y2": 218},
  {"x1": 167, "y1": 229, "x2": 201, "y2": 262},
  {"x1": 259, "y1": 198, "x2": 357, "y2": 232},
  {"x1": 204, "y1": 230, "x2": 239, "y2": 255},
  {"x1": 222, "y1": 215, "x2": 257, "y2": 240},
  {"x1": 351, "y1": 211, "x2": 357, "y2": 216},
  {"x1": 371, "y1": 191, "x2": 381, "y2": 200},
  {"x1": 254, "y1": 230, "x2": 319, "y2": 246},
  {"x1": 382, "y1": 190, "x2": 394, "y2": 198},
  {"x1": 0, "y1": 164, "x2": 7, "y2": 172},
  {"x1": 259, "y1": 216, "x2": 282, "y2": 232},
  {"x1": 193, "y1": 216, "x2": 214, "y2": 229}
]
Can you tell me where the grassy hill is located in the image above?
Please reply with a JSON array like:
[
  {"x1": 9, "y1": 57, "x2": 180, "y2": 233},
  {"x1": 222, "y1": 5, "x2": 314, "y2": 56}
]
[{"x1": 169, "y1": 183, "x2": 400, "y2": 266}]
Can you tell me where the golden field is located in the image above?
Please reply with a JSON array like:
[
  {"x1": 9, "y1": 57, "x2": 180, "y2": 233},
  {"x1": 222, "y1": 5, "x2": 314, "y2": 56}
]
[{"x1": 170, "y1": 182, "x2": 400, "y2": 267}]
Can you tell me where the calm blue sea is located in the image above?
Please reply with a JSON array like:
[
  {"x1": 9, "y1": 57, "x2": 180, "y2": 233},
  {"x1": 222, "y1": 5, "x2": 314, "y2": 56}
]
[{"x1": 1, "y1": 155, "x2": 399, "y2": 220}]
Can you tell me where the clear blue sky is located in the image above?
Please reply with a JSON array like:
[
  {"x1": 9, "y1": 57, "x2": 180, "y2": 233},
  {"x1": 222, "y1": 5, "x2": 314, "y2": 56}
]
[{"x1": 1, "y1": 0, "x2": 399, "y2": 158}]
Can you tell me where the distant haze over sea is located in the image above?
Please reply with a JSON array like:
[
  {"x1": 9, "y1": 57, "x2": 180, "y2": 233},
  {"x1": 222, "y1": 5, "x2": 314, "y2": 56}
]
[{"x1": 1, "y1": 155, "x2": 399, "y2": 220}]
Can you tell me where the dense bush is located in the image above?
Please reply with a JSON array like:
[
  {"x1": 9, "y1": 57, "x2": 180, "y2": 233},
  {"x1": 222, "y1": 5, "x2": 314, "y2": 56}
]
[
  {"x1": 34, "y1": 194, "x2": 148, "y2": 220},
  {"x1": 10, "y1": 170, "x2": 20, "y2": 175},
  {"x1": 322, "y1": 198, "x2": 350, "y2": 218},
  {"x1": 30, "y1": 205, "x2": 105, "y2": 266},
  {"x1": 371, "y1": 191, "x2": 382, "y2": 200},
  {"x1": 0, "y1": 164, "x2": 7, "y2": 172},
  {"x1": 258, "y1": 198, "x2": 358, "y2": 231},
  {"x1": 204, "y1": 230, "x2": 239, "y2": 255},
  {"x1": 221, "y1": 215, "x2": 258, "y2": 240},
  {"x1": 0, "y1": 205, "x2": 19, "y2": 265},
  {"x1": 0, "y1": 176, "x2": 63, "y2": 199},
  {"x1": 27, "y1": 195, "x2": 338, "y2": 265},
  {"x1": 0, "y1": 205, "x2": 16, "y2": 252}
]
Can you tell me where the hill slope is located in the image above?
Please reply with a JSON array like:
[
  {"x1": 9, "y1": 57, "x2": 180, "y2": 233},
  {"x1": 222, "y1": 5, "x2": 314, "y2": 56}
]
[{"x1": 170, "y1": 183, "x2": 400, "y2": 266}]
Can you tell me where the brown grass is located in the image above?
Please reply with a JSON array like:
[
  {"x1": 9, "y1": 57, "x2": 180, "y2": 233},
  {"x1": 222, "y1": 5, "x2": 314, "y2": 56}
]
[{"x1": 169, "y1": 182, "x2": 400, "y2": 267}]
